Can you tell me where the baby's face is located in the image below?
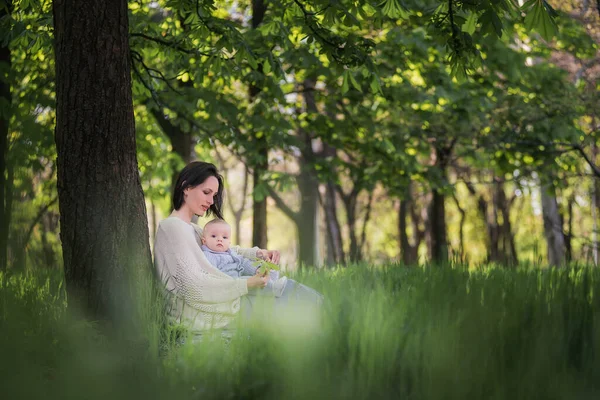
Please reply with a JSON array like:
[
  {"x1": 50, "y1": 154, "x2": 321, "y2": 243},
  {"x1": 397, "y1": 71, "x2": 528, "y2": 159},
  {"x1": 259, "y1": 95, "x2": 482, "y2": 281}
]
[{"x1": 202, "y1": 222, "x2": 231, "y2": 252}]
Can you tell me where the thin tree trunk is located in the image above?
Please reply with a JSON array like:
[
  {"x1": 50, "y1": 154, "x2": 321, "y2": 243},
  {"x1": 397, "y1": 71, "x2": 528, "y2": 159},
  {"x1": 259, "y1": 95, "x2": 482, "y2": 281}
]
[
  {"x1": 341, "y1": 189, "x2": 360, "y2": 263},
  {"x1": 399, "y1": 199, "x2": 410, "y2": 264},
  {"x1": 540, "y1": 182, "x2": 566, "y2": 266},
  {"x1": 0, "y1": 1, "x2": 12, "y2": 271},
  {"x1": 297, "y1": 164, "x2": 319, "y2": 267},
  {"x1": 215, "y1": 150, "x2": 250, "y2": 246},
  {"x1": 565, "y1": 195, "x2": 574, "y2": 263},
  {"x1": 494, "y1": 181, "x2": 518, "y2": 265},
  {"x1": 294, "y1": 79, "x2": 320, "y2": 267},
  {"x1": 466, "y1": 182, "x2": 505, "y2": 264},
  {"x1": 592, "y1": 142, "x2": 599, "y2": 266},
  {"x1": 324, "y1": 180, "x2": 344, "y2": 265},
  {"x1": 451, "y1": 192, "x2": 466, "y2": 262},
  {"x1": 429, "y1": 186, "x2": 448, "y2": 263},
  {"x1": 358, "y1": 191, "x2": 374, "y2": 257},
  {"x1": 398, "y1": 190, "x2": 422, "y2": 265},
  {"x1": 322, "y1": 141, "x2": 344, "y2": 265},
  {"x1": 41, "y1": 213, "x2": 58, "y2": 268},
  {"x1": 232, "y1": 167, "x2": 249, "y2": 246},
  {"x1": 429, "y1": 146, "x2": 450, "y2": 264},
  {"x1": 250, "y1": 0, "x2": 268, "y2": 249},
  {"x1": 14, "y1": 196, "x2": 58, "y2": 269},
  {"x1": 252, "y1": 146, "x2": 268, "y2": 249},
  {"x1": 53, "y1": 0, "x2": 153, "y2": 326}
]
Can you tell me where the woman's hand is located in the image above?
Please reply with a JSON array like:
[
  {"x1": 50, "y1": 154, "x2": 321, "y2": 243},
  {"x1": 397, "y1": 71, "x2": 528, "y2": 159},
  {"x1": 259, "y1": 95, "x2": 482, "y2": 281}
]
[
  {"x1": 246, "y1": 272, "x2": 269, "y2": 289},
  {"x1": 257, "y1": 249, "x2": 281, "y2": 264}
]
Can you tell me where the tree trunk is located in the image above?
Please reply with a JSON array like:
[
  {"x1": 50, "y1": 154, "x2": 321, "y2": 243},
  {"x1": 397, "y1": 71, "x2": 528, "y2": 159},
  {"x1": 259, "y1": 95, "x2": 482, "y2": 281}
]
[
  {"x1": 429, "y1": 146, "x2": 449, "y2": 264},
  {"x1": 293, "y1": 79, "x2": 321, "y2": 267},
  {"x1": 324, "y1": 180, "x2": 344, "y2": 265},
  {"x1": 341, "y1": 189, "x2": 361, "y2": 263},
  {"x1": 232, "y1": 167, "x2": 249, "y2": 246},
  {"x1": 53, "y1": 0, "x2": 153, "y2": 326},
  {"x1": 297, "y1": 165, "x2": 319, "y2": 267},
  {"x1": 398, "y1": 181, "x2": 424, "y2": 264},
  {"x1": 540, "y1": 182, "x2": 566, "y2": 266},
  {"x1": 592, "y1": 142, "x2": 599, "y2": 266},
  {"x1": 451, "y1": 193, "x2": 466, "y2": 262},
  {"x1": 250, "y1": 0, "x2": 268, "y2": 249},
  {"x1": 398, "y1": 198, "x2": 410, "y2": 263},
  {"x1": 41, "y1": 211, "x2": 59, "y2": 268},
  {"x1": 0, "y1": 1, "x2": 12, "y2": 271},
  {"x1": 494, "y1": 181, "x2": 518, "y2": 265},
  {"x1": 466, "y1": 180, "x2": 517, "y2": 265},
  {"x1": 252, "y1": 152, "x2": 268, "y2": 249},
  {"x1": 322, "y1": 142, "x2": 344, "y2": 265},
  {"x1": 565, "y1": 195, "x2": 574, "y2": 263},
  {"x1": 429, "y1": 186, "x2": 448, "y2": 263}
]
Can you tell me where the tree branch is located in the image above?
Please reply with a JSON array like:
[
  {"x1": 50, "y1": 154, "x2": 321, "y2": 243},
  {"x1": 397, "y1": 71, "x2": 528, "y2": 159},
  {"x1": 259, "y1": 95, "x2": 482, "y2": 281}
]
[{"x1": 265, "y1": 185, "x2": 299, "y2": 224}]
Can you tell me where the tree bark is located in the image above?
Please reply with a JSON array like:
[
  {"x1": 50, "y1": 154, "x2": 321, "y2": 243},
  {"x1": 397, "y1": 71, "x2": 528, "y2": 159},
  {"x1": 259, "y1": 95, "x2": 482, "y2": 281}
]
[
  {"x1": 592, "y1": 142, "x2": 599, "y2": 266},
  {"x1": 565, "y1": 195, "x2": 574, "y2": 263},
  {"x1": 53, "y1": 0, "x2": 153, "y2": 326},
  {"x1": 429, "y1": 186, "x2": 448, "y2": 263},
  {"x1": 494, "y1": 181, "x2": 518, "y2": 265},
  {"x1": 0, "y1": 0, "x2": 12, "y2": 271},
  {"x1": 451, "y1": 192, "x2": 466, "y2": 262},
  {"x1": 296, "y1": 160, "x2": 319, "y2": 267},
  {"x1": 250, "y1": 0, "x2": 268, "y2": 249},
  {"x1": 232, "y1": 167, "x2": 249, "y2": 246},
  {"x1": 252, "y1": 153, "x2": 268, "y2": 249},
  {"x1": 428, "y1": 145, "x2": 451, "y2": 264},
  {"x1": 324, "y1": 180, "x2": 344, "y2": 265},
  {"x1": 540, "y1": 182, "x2": 566, "y2": 266},
  {"x1": 340, "y1": 188, "x2": 361, "y2": 263}
]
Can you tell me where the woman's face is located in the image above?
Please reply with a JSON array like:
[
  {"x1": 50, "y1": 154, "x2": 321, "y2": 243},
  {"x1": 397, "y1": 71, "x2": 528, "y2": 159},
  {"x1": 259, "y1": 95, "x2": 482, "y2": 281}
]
[{"x1": 184, "y1": 176, "x2": 219, "y2": 216}]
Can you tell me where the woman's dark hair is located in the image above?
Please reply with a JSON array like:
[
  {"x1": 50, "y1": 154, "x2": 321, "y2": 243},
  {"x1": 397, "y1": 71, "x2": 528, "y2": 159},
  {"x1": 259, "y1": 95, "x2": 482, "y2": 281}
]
[{"x1": 172, "y1": 161, "x2": 224, "y2": 219}]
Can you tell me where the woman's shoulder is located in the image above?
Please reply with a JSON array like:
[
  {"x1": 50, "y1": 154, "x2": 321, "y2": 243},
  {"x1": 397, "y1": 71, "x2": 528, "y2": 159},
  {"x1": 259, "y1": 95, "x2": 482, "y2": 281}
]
[{"x1": 158, "y1": 216, "x2": 196, "y2": 234}]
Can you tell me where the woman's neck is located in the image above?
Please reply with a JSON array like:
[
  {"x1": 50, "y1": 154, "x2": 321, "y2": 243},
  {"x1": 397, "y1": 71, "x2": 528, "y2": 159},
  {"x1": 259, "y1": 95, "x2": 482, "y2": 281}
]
[{"x1": 170, "y1": 207, "x2": 194, "y2": 224}]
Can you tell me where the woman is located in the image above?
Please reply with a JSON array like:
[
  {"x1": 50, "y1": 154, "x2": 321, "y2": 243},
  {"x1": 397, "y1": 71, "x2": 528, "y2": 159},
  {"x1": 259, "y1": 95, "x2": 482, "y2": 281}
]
[{"x1": 154, "y1": 161, "x2": 321, "y2": 334}]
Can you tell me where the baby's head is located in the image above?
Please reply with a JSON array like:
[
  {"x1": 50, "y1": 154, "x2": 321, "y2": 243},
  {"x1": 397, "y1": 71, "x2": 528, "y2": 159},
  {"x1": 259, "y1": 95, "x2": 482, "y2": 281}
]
[{"x1": 202, "y1": 218, "x2": 232, "y2": 252}]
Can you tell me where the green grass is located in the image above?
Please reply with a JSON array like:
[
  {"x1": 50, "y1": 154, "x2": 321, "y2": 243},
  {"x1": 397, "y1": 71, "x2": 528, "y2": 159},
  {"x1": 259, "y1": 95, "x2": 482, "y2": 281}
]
[{"x1": 1, "y1": 264, "x2": 600, "y2": 399}]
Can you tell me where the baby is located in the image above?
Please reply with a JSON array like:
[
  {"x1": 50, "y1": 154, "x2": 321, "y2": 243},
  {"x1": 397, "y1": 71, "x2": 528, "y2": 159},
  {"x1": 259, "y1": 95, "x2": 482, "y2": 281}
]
[{"x1": 201, "y1": 218, "x2": 287, "y2": 297}]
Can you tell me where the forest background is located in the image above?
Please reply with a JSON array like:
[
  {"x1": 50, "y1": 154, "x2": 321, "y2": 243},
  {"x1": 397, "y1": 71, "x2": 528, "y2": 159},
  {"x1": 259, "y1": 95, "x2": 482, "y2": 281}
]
[{"x1": 1, "y1": 0, "x2": 599, "y2": 274}]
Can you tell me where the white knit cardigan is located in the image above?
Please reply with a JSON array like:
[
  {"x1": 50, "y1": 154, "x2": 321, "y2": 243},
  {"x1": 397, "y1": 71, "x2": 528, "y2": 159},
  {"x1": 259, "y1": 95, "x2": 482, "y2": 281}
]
[{"x1": 154, "y1": 217, "x2": 258, "y2": 331}]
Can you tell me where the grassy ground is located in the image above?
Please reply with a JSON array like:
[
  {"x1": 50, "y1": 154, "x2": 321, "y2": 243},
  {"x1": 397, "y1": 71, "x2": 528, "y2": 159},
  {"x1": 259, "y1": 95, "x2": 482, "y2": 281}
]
[{"x1": 1, "y1": 264, "x2": 599, "y2": 399}]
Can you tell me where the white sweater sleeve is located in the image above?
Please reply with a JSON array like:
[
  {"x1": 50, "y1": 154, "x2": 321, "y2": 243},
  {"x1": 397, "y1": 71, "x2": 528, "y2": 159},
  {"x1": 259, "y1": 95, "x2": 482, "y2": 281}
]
[
  {"x1": 231, "y1": 245, "x2": 259, "y2": 259},
  {"x1": 155, "y1": 219, "x2": 248, "y2": 306}
]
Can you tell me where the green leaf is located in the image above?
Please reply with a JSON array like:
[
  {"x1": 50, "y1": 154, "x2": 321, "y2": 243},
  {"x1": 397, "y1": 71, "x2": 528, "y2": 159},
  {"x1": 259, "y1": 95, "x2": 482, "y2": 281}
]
[
  {"x1": 523, "y1": 0, "x2": 557, "y2": 41},
  {"x1": 349, "y1": 72, "x2": 362, "y2": 91},
  {"x1": 263, "y1": 58, "x2": 272, "y2": 74},
  {"x1": 462, "y1": 12, "x2": 477, "y2": 35},
  {"x1": 341, "y1": 70, "x2": 350, "y2": 94},
  {"x1": 369, "y1": 75, "x2": 382, "y2": 94},
  {"x1": 253, "y1": 258, "x2": 281, "y2": 275}
]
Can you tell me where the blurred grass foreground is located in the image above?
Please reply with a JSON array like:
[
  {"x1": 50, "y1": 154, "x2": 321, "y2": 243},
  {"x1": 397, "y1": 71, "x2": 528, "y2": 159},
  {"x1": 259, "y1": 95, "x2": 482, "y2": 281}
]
[{"x1": 2, "y1": 264, "x2": 600, "y2": 400}]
